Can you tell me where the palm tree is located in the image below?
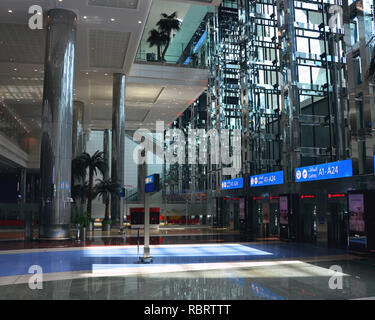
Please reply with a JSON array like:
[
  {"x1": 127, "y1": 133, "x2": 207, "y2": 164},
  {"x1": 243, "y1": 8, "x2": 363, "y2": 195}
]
[
  {"x1": 94, "y1": 179, "x2": 121, "y2": 222},
  {"x1": 156, "y1": 12, "x2": 181, "y2": 61},
  {"x1": 75, "y1": 151, "x2": 108, "y2": 219},
  {"x1": 71, "y1": 156, "x2": 88, "y2": 216},
  {"x1": 71, "y1": 182, "x2": 88, "y2": 213},
  {"x1": 147, "y1": 29, "x2": 168, "y2": 61}
]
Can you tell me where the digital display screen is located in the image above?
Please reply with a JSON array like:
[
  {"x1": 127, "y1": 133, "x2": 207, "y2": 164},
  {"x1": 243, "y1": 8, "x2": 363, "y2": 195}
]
[
  {"x1": 250, "y1": 171, "x2": 284, "y2": 187},
  {"x1": 295, "y1": 159, "x2": 353, "y2": 182},
  {"x1": 348, "y1": 193, "x2": 365, "y2": 233},
  {"x1": 239, "y1": 198, "x2": 245, "y2": 220},
  {"x1": 145, "y1": 174, "x2": 159, "y2": 193},
  {"x1": 221, "y1": 178, "x2": 243, "y2": 190},
  {"x1": 279, "y1": 196, "x2": 288, "y2": 224},
  {"x1": 145, "y1": 175, "x2": 154, "y2": 185}
]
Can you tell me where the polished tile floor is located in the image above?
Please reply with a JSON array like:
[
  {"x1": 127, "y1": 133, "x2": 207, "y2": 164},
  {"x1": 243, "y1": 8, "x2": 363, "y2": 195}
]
[
  {"x1": 0, "y1": 228, "x2": 374, "y2": 300},
  {"x1": 1, "y1": 254, "x2": 375, "y2": 300}
]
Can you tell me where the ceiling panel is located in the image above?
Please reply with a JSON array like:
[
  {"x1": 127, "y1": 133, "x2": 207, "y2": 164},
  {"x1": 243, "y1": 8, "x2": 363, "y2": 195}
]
[
  {"x1": 0, "y1": 75, "x2": 44, "y2": 101},
  {"x1": 126, "y1": 83, "x2": 164, "y2": 103},
  {"x1": 88, "y1": 0, "x2": 139, "y2": 9},
  {"x1": 89, "y1": 29, "x2": 131, "y2": 69},
  {"x1": 126, "y1": 107, "x2": 149, "y2": 122},
  {"x1": 0, "y1": 23, "x2": 45, "y2": 64}
]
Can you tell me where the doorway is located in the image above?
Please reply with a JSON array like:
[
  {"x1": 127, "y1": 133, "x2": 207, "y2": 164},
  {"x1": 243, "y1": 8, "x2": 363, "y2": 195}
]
[{"x1": 327, "y1": 196, "x2": 348, "y2": 248}]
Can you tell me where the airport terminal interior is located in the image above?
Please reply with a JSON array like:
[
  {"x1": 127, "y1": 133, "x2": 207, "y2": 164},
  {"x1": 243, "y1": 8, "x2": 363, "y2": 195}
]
[{"x1": 0, "y1": 0, "x2": 375, "y2": 301}]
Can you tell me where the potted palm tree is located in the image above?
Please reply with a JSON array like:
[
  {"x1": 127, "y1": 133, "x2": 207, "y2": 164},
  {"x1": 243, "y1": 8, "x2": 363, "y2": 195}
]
[
  {"x1": 156, "y1": 12, "x2": 181, "y2": 62},
  {"x1": 73, "y1": 211, "x2": 90, "y2": 241},
  {"x1": 71, "y1": 182, "x2": 88, "y2": 222},
  {"x1": 71, "y1": 156, "x2": 88, "y2": 223},
  {"x1": 94, "y1": 179, "x2": 121, "y2": 232},
  {"x1": 146, "y1": 29, "x2": 168, "y2": 62},
  {"x1": 74, "y1": 151, "x2": 108, "y2": 226}
]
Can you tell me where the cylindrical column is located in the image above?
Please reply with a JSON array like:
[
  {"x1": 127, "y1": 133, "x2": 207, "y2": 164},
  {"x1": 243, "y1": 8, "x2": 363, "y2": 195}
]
[
  {"x1": 103, "y1": 129, "x2": 110, "y2": 180},
  {"x1": 20, "y1": 168, "x2": 32, "y2": 241},
  {"x1": 137, "y1": 162, "x2": 145, "y2": 202},
  {"x1": 111, "y1": 73, "x2": 126, "y2": 226},
  {"x1": 103, "y1": 129, "x2": 110, "y2": 206},
  {"x1": 39, "y1": 9, "x2": 77, "y2": 240},
  {"x1": 72, "y1": 101, "x2": 84, "y2": 159},
  {"x1": 144, "y1": 192, "x2": 150, "y2": 258}
]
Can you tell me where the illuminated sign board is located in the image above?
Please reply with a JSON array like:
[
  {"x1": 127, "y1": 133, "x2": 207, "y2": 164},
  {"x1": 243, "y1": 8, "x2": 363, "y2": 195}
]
[
  {"x1": 145, "y1": 176, "x2": 154, "y2": 185},
  {"x1": 295, "y1": 159, "x2": 353, "y2": 183},
  {"x1": 250, "y1": 171, "x2": 284, "y2": 187},
  {"x1": 301, "y1": 194, "x2": 315, "y2": 199},
  {"x1": 145, "y1": 174, "x2": 159, "y2": 193},
  {"x1": 328, "y1": 193, "x2": 346, "y2": 199},
  {"x1": 221, "y1": 178, "x2": 243, "y2": 190}
]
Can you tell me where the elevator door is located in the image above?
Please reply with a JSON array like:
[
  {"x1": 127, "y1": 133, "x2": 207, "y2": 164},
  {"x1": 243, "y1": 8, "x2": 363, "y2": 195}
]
[
  {"x1": 327, "y1": 200, "x2": 348, "y2": 248},
  {"x1": 233, "y1": 200, "x2": 239, "y2": 230},
  {"x1": 269, "y1": 200, "x2": 279, "y2": 237},
  {"x1": 251, "y1": 201, "x2": 262, "y2": 238},
  {"x1": 299, "y1": 201, "x2": 317, "y2": 243}
]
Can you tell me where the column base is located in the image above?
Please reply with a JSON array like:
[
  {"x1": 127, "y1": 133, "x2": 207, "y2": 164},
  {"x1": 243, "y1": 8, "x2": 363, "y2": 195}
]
[
  {"x1": 39, "y1": 224, "x2": 71, "y2": 240},
  {"x1": 137, "y1": 256, "x2": 153, "y2": 264}
]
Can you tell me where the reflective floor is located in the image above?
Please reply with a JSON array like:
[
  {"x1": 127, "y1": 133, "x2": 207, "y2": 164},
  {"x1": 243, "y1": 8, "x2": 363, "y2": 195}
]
[
  {"x1": 1, "y1": 255, "x2": 375, "y2": 300},
  {"x1": 0, "y1": 228, "x2": 375, "y2": 300}
]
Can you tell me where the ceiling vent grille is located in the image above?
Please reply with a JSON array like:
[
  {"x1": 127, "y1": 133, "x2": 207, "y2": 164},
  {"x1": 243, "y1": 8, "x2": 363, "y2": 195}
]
[
  {"x1": 0, "y1": 24, "x2": 45, "y2": 64},
  {"x1": 89, "y1": 29, "x2": 130, "y2": 68}
]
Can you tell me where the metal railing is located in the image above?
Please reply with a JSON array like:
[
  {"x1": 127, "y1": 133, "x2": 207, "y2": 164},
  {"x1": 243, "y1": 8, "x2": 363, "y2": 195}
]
[{"x1": 135, "y1": 52, "x2": 207, "y2": 69}]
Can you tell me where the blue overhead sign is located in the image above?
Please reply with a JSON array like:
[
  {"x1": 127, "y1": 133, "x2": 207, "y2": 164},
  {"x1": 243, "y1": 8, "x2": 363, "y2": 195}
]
[
  {"x1": 250, "y1": 171, "x2": 284, "y2": 187},
  {"x1": 295, "y1": 159, "x2": 353, "y2": 183},
  {"x1": 221, "y1": 178, "x2": 243, "y2": 190}
]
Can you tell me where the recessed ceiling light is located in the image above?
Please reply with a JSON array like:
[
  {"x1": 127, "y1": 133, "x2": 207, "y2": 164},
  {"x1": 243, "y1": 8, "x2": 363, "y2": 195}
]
[
  {"x1": 110, "y1": 18, "x2": 116, "y2": 22},
  {"x1": 85, "y1": 72, "x2": 89, "y2": 75},
  {"x1": 83, "y1": 16, "x2": 88, "y2": 20},
  {"x1": 58, "y1": 0, "x2": 63, "y2": 2},
  {"x1": 8, "y1": 10, "x2": 13, "y2": 14},
  {"x1": 138, "y1": 20, "x2": 142, "y2": 24},
  {"x1": 13, "y1": 68, "x2": 17, "y2": 71},
  {"x1": 104, "y1": 73, "x2": 108, "y2": 76},
  {"x1": 34, "y1": 68, "x2": 38, "y2": 72}
]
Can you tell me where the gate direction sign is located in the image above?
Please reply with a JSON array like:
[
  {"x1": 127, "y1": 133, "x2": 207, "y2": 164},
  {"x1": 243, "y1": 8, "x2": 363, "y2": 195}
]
[
  {"x1": 221, "y1": 177, "x2": 243, "y2": 190},
  {"x1": 250, "y1": 171, "x2": 284, "y2": 187},
  {"x1": 295, "y1": 159, "x2": 353, "y2": 183}
]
